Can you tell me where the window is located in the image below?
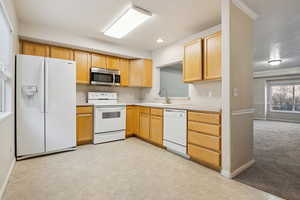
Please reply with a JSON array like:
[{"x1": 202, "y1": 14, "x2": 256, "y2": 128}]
[
  {"x1": 270, "y1": 82, "x2": 300, "y2": 112},
  {"x1": 159, "y1": 63, "x2": 189, "y2": 97},
  {"x1": 0, "y1": 2, "x2": 13, "y2": 113}
]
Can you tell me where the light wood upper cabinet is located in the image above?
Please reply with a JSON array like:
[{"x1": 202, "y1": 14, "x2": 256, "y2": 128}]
[
  {"x1": 21, "y1": 41, "x2": 49, "y2": 57},
  {"x1": 76, "y1": 106, "x2": 93, "y2": 145},
  {"x1": 106, "y1": 56, "x2": 120, "y2": 70},
  {"x1": 143, "y1": 59, "x2": 152, "y2": 87},
  {"x1": 204, "y1": 32, "x2": 221, "y2": 80},
  {"x1": 91, "y1": 53, "x2": 106, "y2": 68},
  {"x1": 50, "y1": 46, "x2": 74, "y2": 60},
  {"x1": 128, "y1": 59, "x2": 142, "y2": 86},
  {"x1": 74, "y1": 50, "x2": 90, "y2": 84},
  {"x1": 120, "y1": 59, "x2": 129, "y2": 87},
  {"x1": 128, "y1": 59, "x2": 152, "y2": 87},
  {"x1": 183, "y1": 39, "x2": 202, "y2": 82}
]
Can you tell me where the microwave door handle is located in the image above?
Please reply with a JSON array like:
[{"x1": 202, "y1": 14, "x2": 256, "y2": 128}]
[{"x1": 112, "y1": 74, "x2": 115, "y2": 85}]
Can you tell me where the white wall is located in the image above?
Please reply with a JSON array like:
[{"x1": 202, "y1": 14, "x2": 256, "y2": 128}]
[
  {"x1": 76, "y1": 85, "x2": 142, "y2": 104},
  {"x1": 141, "y1": 25, "x2": 222, "y2": 106},
  {"x1": 19, "y1": 23, "x2": 152, "y2": 59},
  {"x1": 254, "y1": 74, "x2": 300, "y2": 122},
  {"x1": 221, "y1": 0, "x2": 255, "y2": 177},
  {"x1": 0, "y1": 0, "x2": 19, "y2": 198}
]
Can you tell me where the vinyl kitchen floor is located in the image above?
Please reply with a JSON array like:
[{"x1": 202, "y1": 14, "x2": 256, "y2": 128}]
[{"x1": 4, "y1": 138, "x2": 282, "y2": 200}]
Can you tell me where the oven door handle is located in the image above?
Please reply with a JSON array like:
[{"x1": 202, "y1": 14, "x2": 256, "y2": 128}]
[
  {"x1": 113, "y1": 73, "x2": 116, "y2": 85},
  {"x1": 96, "y1": 107, "x2": 125, "y2": 112}
]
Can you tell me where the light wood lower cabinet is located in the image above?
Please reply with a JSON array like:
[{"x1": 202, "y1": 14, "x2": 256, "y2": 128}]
[
  {"x1": 126, "y1": 106, "x2": 139, "y2": 137},
  {"x1": 188, "y1": 111, "x2": 221, "y2": 170},
  {"x1": 76, "y1": 106, "x2": 93, "y2": 145},
  {"x1": 150, "y1": 114, "x2": 163, "y2": 146},
  {"x1": 139, "y1": 110, "x2": 150, "y2": 140},
  {"x1": 125, "y1": 106, "x2": 223, "y2": 171},
  {"x1": 188, "y1": 144, "x2": 221, "y2": 168}
]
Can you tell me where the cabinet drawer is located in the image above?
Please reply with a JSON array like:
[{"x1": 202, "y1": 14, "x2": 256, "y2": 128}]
[
  {"x1": 188, "y1": 131, "x2": 220, "y2": 152},
  {"x1": 76, "y1": 106, "x2": 93, "y2": 114},
  {"x1": 188, "y1": 144, "x2": 221, "y2": 168},
  {"x1": 188, "y1": 121, "x2": 220, "y2": 136},
  {"x1": 139, "y1": 107, "x2": 150, "y2": 114},
  {"x1": 188, "y1": 111, "x2": 220, "y2": 125},
  {"x1": 151, "y1": 108, "x2": 163, "y2": 116}
]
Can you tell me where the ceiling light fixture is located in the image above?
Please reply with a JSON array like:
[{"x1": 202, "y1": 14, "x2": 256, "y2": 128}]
[
  {"x1": 268, "y1": 59, "x2": 282, "y2": 66},
  {"x1": 104, "y1": 5, "x2": 152, "y2": 39},
  {"x1": 157, "y1": 38, "x2": 164, "y2": 43}
]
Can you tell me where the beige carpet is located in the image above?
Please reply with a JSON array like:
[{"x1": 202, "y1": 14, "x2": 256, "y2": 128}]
[
  {"x1": 4, "y1": 138, "x2": 281, "y2": 200},
  {"x1": 235, "y1": 120, "x2": 300, "y2": 200}
]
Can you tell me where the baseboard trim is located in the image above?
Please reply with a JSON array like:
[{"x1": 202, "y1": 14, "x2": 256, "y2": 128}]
[
  {"x1": 221, "y1": 159, "x2": 255, "y2": 179},
  {"x1": 0, "y1": 158, "x2": 15, "y2": 200}
]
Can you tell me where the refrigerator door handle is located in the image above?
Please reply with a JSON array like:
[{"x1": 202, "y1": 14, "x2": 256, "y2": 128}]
[
  {"x1": 40, "y1": 59, "x2": 45, "y2": 113},
  {"x1": 45, "y1": 61, "x2": 49, "y2": 113}
]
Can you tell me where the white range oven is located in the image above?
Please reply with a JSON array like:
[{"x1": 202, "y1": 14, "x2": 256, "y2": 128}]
[{"x1": 88, "y1": 92, "x2": 126, "y2": 144}]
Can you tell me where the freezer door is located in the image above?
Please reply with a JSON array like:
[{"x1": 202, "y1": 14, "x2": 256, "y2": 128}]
[
  {"x1": 16, "y1": 55, "x2": 45, "y2": 156},
  {"x1": 45, "y1": 58, "x2": 76, "y2": 152}
]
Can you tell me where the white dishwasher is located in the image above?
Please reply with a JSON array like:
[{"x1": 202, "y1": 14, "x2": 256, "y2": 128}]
[{"x1": 163, "y1": 109, "x2": 188, "y2": 157}]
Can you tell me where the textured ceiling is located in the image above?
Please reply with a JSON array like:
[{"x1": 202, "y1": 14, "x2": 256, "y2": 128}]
[
  {"x1": 243, "y1": 0, "x2": 300, "y2": 71},
  {"x1": 15, "y1": 0, "x2": 221, "y2": 51}
]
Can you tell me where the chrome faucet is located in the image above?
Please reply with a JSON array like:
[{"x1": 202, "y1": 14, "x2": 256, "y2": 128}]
[{"x1": 159, "y1": 88, "x2": 171, "y2": 104}]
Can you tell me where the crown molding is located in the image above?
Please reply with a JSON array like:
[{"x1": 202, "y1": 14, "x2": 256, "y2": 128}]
[
  {"x1": 232, "y1": 0, "x2": 259, "y2": 20},
  {"x1": 254, "y1": 67, "x2": 300, "y2": 78}
]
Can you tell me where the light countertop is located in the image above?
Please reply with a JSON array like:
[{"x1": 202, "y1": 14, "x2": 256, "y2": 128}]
[{"x1": 77, "y1": 102, "x2": 221, "y2": 113}]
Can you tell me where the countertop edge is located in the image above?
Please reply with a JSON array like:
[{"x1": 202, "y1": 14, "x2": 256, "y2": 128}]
[{"x1": 76, "y1": 103, "x2": 221, "y2": 113}]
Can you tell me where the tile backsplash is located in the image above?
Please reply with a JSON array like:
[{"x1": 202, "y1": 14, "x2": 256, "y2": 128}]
[{"x1": 76, "y1": 84, "x2": 143, "y2": 104}]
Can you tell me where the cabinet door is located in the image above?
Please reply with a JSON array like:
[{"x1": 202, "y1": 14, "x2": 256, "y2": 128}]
[
  {"x1": 50, "y1": 46, "x2": 74, "y2": 60},
  {"x1": 139, "y1": 112, "x2": 150, "y2": 140},
  {"x1": 128, "y1": 59, "x2": 142, "y2": 87},
  {"x1": 126, "y1": 106, "x2": 135, "y2": 137},
  {"x1": 76, "y1": 113, "x2": 93, "y2": 145},
  {"x1": 150, "y1": 115, "x2": 163, "y2": 146},
  {"x1": 142, "y1": 59, "x2": 152, "y2": 87},
  {"x1": 74, "y1": 50, "x2": 90, "y2": 84},
  {"x1": 120, "y1": 59, "x2": 129, "y2": 86},
  {"x1": 183, "y1": 40, "x2": 202, "y2": 82},
  {"x1": 22, "y1": 41, "x2": 49, "y2": 57},
  {"x1": 134, "y1": 106, "x2": 140, "y2": 135},
  {"x1": 91, "y1": 53, "x2": 106, "y2": 68},
  {"x1": 204, "y1": 32, "x2": 221, "y2": 80},
  {"x1": 128, "y1": 59, "x2": 152, "y2": 87},
  {"x1": 106, "y1": 56, "x2": 120, "y2": 70}
]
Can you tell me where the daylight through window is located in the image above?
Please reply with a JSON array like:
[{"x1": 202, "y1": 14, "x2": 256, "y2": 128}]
[{"x1": 270, "y1": 83, "x2": 300, "y2": 112}]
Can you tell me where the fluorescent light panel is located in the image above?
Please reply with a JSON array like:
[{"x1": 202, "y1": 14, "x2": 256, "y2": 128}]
[{"x1": 104, "y1": 6, "x2": 152, "y2": 38}]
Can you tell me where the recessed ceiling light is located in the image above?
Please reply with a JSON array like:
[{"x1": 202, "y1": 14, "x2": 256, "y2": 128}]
[
  {"x1": 268, "y1": 59, "x2": 282, "y2": 66},
  {"x1": 104, "y1": 5, "x2": 152, "y2": 39},
  {"x1": 157, "y1": 38, "x2": 164, "y2": 43}
]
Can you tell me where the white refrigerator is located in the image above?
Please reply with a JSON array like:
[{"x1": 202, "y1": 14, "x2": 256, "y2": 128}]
[{"x1": 16, "y1": 54, "x2": 76, "y2": 159}]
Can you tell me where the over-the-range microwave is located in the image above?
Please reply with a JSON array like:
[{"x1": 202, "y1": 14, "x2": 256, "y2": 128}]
[{"x1": 90, "y1": 67, "x2": 120, "y2": 86}]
